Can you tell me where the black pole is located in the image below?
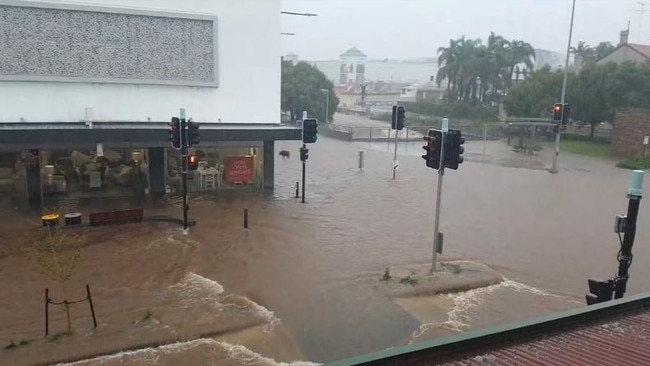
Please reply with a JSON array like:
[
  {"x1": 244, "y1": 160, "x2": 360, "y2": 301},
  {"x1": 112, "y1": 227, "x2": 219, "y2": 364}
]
[
  {"x1": 614, "y1": 195, "x2": 641, "y2": 299},
  {"x1": 295, "y1": 182, "x2": 299, "y2": 198},
  {"x1": 45, "y1": 288, "x2": 49, "y2": 337},
  {"x1": 181, "y1": 118, "x2": 189, "y2": 230},
  {"x1": 86, "y1": 284, "x2": 97, "y2": 329},
  {"x1": 244, "y1": 209, "x2": 249, "y2": 229},
  {"x1": 301, "y1": 144, "x2": 306, "y2": 203}
]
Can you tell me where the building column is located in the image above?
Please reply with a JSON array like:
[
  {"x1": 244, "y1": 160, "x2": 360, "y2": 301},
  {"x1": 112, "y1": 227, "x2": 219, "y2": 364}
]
[
  {"x1": 25, "y1": 150, "x2": 42, "y2": 210},
  {"x1": 147, "y1": 147, "x2": 166, "y2": 198},
  {"x1": 263, "y1": 140, "x2": 274, "y2": 190}
]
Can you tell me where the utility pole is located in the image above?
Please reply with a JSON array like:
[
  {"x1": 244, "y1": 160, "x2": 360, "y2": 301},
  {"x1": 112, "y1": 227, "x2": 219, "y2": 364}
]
[
  {"x1": 636, "y1": 2, "x2": 647, "y2": 43},
  {"x1": 551, "y1": 0, "x2": 576, "y2": 174}
]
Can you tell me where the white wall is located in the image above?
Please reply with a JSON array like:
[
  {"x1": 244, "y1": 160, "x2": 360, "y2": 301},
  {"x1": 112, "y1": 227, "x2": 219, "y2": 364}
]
[{"x1": 0, "y1": 0, "x2": 281, "y2": 124}]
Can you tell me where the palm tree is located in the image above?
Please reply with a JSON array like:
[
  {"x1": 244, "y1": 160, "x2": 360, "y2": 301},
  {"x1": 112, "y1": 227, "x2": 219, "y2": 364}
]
[
  {"x1": 570, "y1": 41, "x2": 594, "y2": 66},
  {"x1": 436, "y1": 33, "x2": 536, "y2": 102},
  {"x1": 436, "y1": 39, "x2": 461, "y2": 102},
  {"x1": 504, "y1": 40, "x2": 536, "y2": 92},
  {"x1": 485, "y1": 32, "x2": 509, "y2": 100}
]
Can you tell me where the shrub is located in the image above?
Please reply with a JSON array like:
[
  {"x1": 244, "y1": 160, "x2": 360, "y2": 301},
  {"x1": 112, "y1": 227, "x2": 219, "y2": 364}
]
[{"x1": 617, "y1": 158, "x2": 650, "y2": 170}]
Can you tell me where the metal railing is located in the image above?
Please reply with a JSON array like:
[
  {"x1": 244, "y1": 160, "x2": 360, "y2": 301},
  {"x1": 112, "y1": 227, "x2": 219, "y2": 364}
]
[{"x1": 322, "y1": 124, "x2": 504, "y2": 142}]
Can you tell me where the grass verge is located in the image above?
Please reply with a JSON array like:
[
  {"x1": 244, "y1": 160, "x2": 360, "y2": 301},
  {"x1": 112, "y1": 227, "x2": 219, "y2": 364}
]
[
  {"x1": 543, "y1": 139, "x2": 612, "y2": 158},
  {"x1": 617, "y1": 158, "x2": 650, "y2": 170}
]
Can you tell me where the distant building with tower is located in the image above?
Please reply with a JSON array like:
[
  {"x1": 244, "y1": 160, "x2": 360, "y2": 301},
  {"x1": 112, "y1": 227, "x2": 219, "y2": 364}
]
[
  {"x1": 283, "y1": 53, "x2": 299, "y2": 65},
  {"x1": 339, "y1": 47, "x2": 367, "y2": 86}
]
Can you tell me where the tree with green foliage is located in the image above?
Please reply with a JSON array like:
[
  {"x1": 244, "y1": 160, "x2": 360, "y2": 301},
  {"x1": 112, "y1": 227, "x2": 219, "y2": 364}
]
[
  {"x1": 281, "y1": 61, "x2": 339, "y2": 123},
  {"x1": 505, "y1": 60, "x2": 650, "y2": 138},
  {"x1": 571, "y1": 41, "x2": 615, "y2": 66},
  {"x1": 503, "y1": 66, "x2": 572, "y2": 118},
  {"x1": 568, "y1": 63, "x2": 616, "y2": 137}
]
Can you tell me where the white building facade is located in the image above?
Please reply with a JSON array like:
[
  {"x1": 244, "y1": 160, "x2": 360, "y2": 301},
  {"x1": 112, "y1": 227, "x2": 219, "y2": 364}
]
[
  {"x1": 0, "y1": 0, "x2": 281, "y2": 123},
  {"x1": 0, "y1": 0, "x2": 300, "y2": 210}
]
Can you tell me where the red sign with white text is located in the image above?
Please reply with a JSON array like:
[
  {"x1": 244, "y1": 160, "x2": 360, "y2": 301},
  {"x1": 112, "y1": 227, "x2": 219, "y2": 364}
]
[{"x1": 225, "y1": 156, "x2": 255, "y2": 184}]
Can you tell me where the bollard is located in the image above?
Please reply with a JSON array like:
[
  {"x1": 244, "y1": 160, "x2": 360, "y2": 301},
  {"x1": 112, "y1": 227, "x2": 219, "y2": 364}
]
[
  {"x1": 295, "y1": 182, "x2": 300, "y2": 198},
  {"x1": 45, "y1": 288, "x2": 49, "y2": 337},
  {"x1": 358, "y1": 151, "x2": 364, "y2": 170},
  {"x1": 244, "y1": 208, "x2": 249, "y2": 229}
]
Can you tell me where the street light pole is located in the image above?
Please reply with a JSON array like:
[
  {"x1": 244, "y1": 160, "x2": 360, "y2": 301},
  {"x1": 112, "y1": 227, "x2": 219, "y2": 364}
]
[
  {"x1": 321, "y1": 89, "x2": 329, "y2": 123},
  {"x1": 550, "y1": 0, "x2": 576, "y2": 174}
]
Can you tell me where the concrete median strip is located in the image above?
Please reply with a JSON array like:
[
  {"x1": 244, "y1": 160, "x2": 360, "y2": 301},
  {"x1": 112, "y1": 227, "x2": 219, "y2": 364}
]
[{"x1": 376, "y1": 261, "x2": 503, "y2": 299}]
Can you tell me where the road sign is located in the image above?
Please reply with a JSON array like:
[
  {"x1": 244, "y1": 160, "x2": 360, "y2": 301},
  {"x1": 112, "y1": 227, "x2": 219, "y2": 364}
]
[
  {"x1": 393, "y1": 160, "x2": 399, "y2": 170},
  {"x1": 644, "y1": 136, "x2": 649, "y2": 145}
]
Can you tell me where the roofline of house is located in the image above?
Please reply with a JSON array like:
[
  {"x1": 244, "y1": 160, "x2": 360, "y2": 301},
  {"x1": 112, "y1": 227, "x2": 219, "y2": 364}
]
[{"x1": 596, "y1": 43, "x2": 650, "y2": 63}]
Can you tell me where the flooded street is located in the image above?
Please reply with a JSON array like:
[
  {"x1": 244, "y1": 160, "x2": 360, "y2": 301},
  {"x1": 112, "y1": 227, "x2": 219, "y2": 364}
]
[{"x1": 2, "y1": 129, "x2": 650, "y2": 365}]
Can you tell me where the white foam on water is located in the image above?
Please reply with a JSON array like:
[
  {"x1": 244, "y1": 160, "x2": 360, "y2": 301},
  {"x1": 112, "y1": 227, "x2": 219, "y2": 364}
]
[
  {"x1": 145, "y1": 231, "x2": 199, "y2": 249},
  {"x1": 408, "y1": 278, "x2": 563, "y2": 342},
  {"x1": 168, "y1": 272, "x2": 281, "y2": 331},
  {"x1": 219, "y1": 341, "x2": 320, "y2": 366},
  {"x1": 53, "y1": 338, "x2": 321, "y2": 366},
  {"x1": 221, "y1": 294, "x2": 281, "y2": 332},
  {"x1": 167, "y1": 272, "x2": 225, "y2": 306}
]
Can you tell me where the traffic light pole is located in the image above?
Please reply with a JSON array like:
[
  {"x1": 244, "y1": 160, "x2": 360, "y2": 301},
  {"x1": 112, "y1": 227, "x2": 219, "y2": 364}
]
[
  {"x1": 180, "y1": 109, "x2": 189, "y2": 230},
  {"x1": 392, "y1": 127, "x2": 399, "y2": 180},
  {"x1": 586, "y1": 170, "x2": 644, "y2": 305},
  {"x1": 432, "y1": 132, "x2": 446, "y2": 272},
  {"x1": 301, "y1": 143, "x2": 306, "y2": 203},
  {"x1": 614, "y1": 170, "x2": 644, "y2": 299},
  {"x1": 550, "y1": 0, "x2": 576, "y2": 174}
]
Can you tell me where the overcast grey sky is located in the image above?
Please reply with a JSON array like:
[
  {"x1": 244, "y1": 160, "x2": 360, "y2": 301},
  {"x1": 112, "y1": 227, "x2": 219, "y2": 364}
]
[{"x1": 281, "y1": 0, "x2": 650, "y2": 60}]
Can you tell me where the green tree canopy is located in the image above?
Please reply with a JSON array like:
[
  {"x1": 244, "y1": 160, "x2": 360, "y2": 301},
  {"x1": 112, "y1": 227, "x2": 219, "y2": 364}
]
[
  {"x1": 503, "y1": 66, "x2": 571, "y2": 118},
  {"x1": 281, "y1": 61, "x2": 339, "y2": 123},
  {"x1": 505, "y1": 60, "x2": 650, "y2": 137},
  {"x1": 571, "y1": 41, "x2": 615, "y2": 66}
]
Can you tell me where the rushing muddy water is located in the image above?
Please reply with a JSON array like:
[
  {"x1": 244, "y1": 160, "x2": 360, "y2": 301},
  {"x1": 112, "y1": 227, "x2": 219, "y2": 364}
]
[{"x1": 2, "y1": 125, "x2": 650, "y2": 365}]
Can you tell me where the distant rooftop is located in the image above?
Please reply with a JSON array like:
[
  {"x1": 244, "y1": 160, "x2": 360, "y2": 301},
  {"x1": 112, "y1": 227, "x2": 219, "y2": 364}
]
[
  {"x1": 340, "y1": 47, "x2": 367, "y2": 59},
  {"x1": 627, "y1": 43, "x2": 650, "y2": 59}
]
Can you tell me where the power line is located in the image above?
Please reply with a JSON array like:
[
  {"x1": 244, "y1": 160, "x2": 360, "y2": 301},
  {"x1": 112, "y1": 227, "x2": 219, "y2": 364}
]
[{"x1": 281, "y1": 11, "x2": 318, "y2": 17}]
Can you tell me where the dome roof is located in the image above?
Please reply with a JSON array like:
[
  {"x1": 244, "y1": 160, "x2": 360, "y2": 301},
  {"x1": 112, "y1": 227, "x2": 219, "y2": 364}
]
[{"x1": 340, "y1": 47, "x2": 367, "y2": 58}]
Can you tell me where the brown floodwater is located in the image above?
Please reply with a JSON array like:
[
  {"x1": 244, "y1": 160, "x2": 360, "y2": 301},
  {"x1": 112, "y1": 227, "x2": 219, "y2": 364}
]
[{"x1": 1, "y1": 134, "x2": 649, "y2": 365}]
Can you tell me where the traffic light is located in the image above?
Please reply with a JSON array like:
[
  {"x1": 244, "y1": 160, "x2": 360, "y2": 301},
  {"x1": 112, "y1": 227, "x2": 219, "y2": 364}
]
[
  {"x1": 397, "y1": 106, "x2": 406, "y2": 131},
  {"x1": 300, "y1": 146, "x2": 309, "y2": 161},
  {"x1": 562, "y1": 103, "x2": 571, "y2": 125},
  {"x1": 586, "y1": 278, "x2": 614, "y2": 305},
  {"x1": 188, "y1": 154, "x2": 199, "y2": 171},
  {"x1": 188, "y1": 120, "x2": 200, "y2": 146},
  {"x1": 444, "y1": 129, "x2": 465, "y2": 170},
  {"x1": 422, "y1": 129, "x2": 442, "y2": 170},
  {"x1": 169, "y1": 117, "x2": 181, "y2": 149},
  {"x1": 553, "y1": 103, "x2": 563, "y2": 122},
  {"x1": 303, "y1": 118, "x2": 318, "y2": 144},
  {"x1": 391, "y1": 105, "x2": 397, "y2": 130}
]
